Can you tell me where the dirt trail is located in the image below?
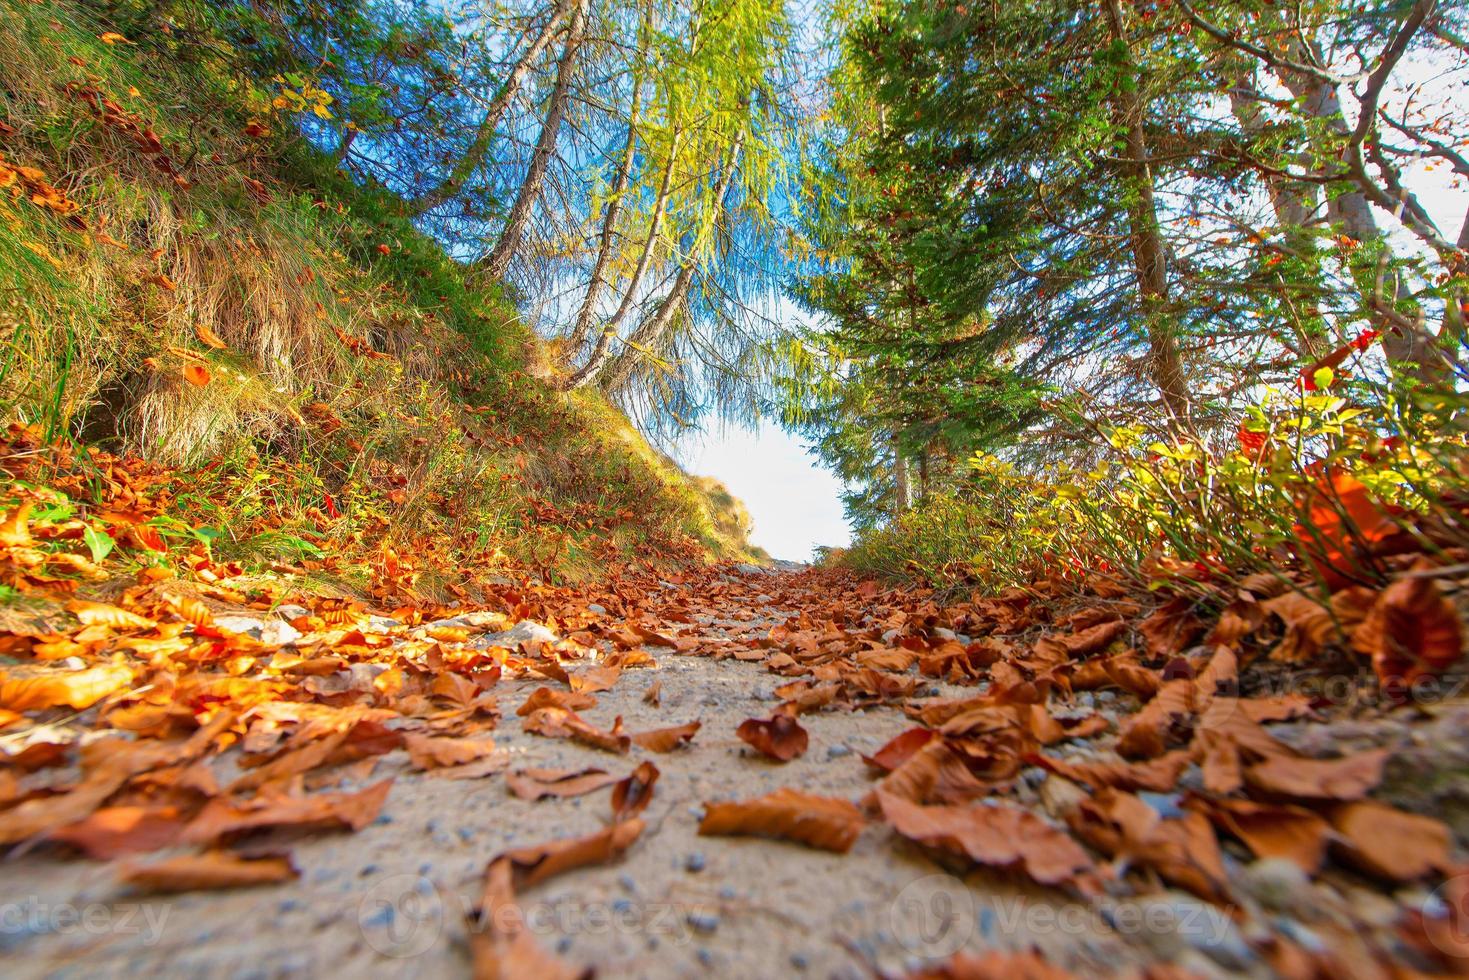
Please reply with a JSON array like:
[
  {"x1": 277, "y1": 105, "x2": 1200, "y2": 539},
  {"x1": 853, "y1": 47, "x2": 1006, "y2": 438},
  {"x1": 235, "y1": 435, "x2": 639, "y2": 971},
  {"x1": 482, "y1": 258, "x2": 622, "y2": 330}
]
[{"x1": 6, "y1": 564, "x2": 1469, "y2": 979}]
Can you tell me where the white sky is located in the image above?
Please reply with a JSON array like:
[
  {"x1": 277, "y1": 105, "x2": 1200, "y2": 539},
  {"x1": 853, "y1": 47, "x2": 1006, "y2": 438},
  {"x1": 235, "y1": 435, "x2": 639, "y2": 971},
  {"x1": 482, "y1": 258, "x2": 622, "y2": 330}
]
[{"x1": 675, "y1": 421, "x2": 852, "y2": 562}]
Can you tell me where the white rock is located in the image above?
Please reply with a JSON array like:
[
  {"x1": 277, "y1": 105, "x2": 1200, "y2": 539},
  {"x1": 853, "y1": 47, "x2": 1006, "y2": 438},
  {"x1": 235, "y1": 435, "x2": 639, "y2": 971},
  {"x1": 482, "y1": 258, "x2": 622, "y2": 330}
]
[{"x1": 473, "y1": 620, "x2": 558, "y2": 650}]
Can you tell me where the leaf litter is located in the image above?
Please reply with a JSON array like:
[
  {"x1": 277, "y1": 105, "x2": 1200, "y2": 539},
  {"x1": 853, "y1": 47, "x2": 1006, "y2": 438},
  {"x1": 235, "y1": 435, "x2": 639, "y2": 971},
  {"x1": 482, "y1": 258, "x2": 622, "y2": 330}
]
[{"x1": 4, "y1": 444, "x2": 1469, "y2": 976}]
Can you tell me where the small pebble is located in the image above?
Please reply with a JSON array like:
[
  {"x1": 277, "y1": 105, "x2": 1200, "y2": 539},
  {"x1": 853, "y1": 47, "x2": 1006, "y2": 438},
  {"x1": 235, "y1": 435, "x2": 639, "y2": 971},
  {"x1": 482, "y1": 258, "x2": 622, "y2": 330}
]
[
  {"x1": 359, "y1": 864, "x2": 380, "y2": 878},
  {"x1": 618, "y1": 873, "x2": 638, "y2": 894},
  {"x1": 685, "y1": 852, "x2": 707, "y2": 873},
  {"x1": 826, "y1": 744, "x2": 853, "y2": 759},
  {"x1": 790, "y1": 953, "x2": 810, "y2": 970},
  {"x1": 696, "y1": 948, "x2": 715, "y2": 966},
  {"x1": 687, "y1": 912, "x2": 720, "y2": 934},
  {"x1": 718, "y1": 885, "x2": 737, "y2": 900}
]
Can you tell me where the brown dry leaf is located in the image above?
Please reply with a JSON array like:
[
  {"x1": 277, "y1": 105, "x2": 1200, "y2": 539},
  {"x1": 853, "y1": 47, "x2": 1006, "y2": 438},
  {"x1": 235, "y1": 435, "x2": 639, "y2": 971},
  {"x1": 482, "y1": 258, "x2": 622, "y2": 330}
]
[
  {"x1": 642, "y1": 680, "x2": 661, "y2": 706},
  {"x1": 470, "y1": 856, "x2": 591, "y2": 980},
  {"x1": 611, "y1": 761, "x2": 658, "y2": 821},
  {"x1": 628, "y1": 719, "x2": 700, "y2": 752},
  {"x1": 184, "y1": 779, "x2": 392, "y2": 844},
  {"x1": 569, "y1": 663, "x2": 621, "y2": 694},
  {"x1": 1069, "y1": 789, "x2": 1228, "y2": 901},
  {"x1": 516, "y1": 687, "x2": 597, "y2": 716},
  {"x1": 1328, "y1": 800, "x2": 1450, "y2": 881},
  {"x1": 1351, "y1": 576, "x2": 1464, "y2": 687},
  {"x1": 66, "y1": 599, "x2": 156, "y2": 630},
  {"x1": 47, "y1": 804, "x2": 188, "y2": 859},
  {"x1": 120, "y1": 851, "x2": 298, "y2": 892},
  {"x1": 699, "y1": 787, "x2": 864, "y2": 853},
  {"x1": 1188, "y1": 796, "x2": 1330, "y2": 873},
  {"x1": 522, "y1": 707, "x2": 630, "y2": 754},
  {"x1": 736, "y1": 714, "x2": 809, "y2": 762},
  {"x1": 1262, "y1": 591, "x2": 1341, "y2": 663},
  {"x1": 863, "y1": 727, "x2": 938, "y2": 772},
  {"x1": 405, "y1": 733, "x2": 496, "y2": 770},
  {"x1": 1116, "y1": 679, "x2": 1195, "y2": 759},
  {"x1": 1243, "y1": 748, "x2": 1389, "y2": 801},
  {"x1": 0, "y1": 663, "x2": 134, "y2": 711},
  {"x1": 876, "y1": 790, "x2": 1094, "y2": 888},
  {"x1": 871, "y1": 739, "x2": 1000, "y2": 806},
  {"x1": 506, "y1": 767, "x2": 619, "y2": 801},
  {"x1": 1029, "y1": 749, "x2": 1193, "y2": 793},
  {"x1": 495, "y1": 818, "x2": 645, "y2": 891},
  {"x1": 1138, "y1": 596, "x2": 1207, "y2": 657}
]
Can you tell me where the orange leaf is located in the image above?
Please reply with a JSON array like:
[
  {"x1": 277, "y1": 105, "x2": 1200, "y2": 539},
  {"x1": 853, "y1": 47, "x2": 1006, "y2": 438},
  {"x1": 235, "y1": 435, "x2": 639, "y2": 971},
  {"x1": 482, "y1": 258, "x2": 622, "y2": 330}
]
[
  {"x1": 1352, "y1": 576, "x2": 1464, "y2": 688},
  {"x1": 699, "y1": 787, "x2": 864, "y2": 853},
  {"x1": 610, "y1": 761, "x2": 658, "y2": 821},
  {"x1": 736, "y1": 714, "x2": 809, "y2": 761},
  {"x1": 0, "y1": 663, "x2": 134, "y2": 711},
  {"x1": 120, "y1": 851, "x2": 298, "y2": 892},
  {"x1": 627, "y1": 719, "x2": 700, "y2": 752},
  {"x1": 183, "y1": 363, "x2": 211, "y2": 387},
  {"x1": 506, "y1": 767, "x2": 619, "y2": 801},
  {"x1": 876, "y1": 790, "x2": 1094, "y2": 887}
]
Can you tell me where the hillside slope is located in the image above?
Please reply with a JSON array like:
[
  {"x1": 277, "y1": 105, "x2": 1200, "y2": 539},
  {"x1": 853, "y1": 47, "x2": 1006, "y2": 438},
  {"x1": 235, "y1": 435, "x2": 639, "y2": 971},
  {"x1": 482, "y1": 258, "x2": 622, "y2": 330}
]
[{"x1": 0, "y1": 0, "x2": 759, "y2": 597}]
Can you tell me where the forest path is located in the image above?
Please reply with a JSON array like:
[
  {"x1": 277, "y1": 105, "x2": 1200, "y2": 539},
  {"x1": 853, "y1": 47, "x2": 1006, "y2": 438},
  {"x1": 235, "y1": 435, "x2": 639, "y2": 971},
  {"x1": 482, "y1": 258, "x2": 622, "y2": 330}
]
[{"x1": 7, "y1": 564, "x2": 1467, "y2": 978}]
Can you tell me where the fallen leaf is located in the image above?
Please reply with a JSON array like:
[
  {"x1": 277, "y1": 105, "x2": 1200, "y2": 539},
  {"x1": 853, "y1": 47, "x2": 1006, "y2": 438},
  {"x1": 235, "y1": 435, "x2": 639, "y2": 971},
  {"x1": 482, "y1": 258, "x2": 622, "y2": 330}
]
[
  {"x1": 699, "y1": 787, "x2": 864, "y2": 853},
  {"x1": 611, "y1": 761, "x2": 658, "y2": 820},
  {"x1": 516, "y1": 687, "x2": 597, "y2": 716},
  {"x1": 47, "y1": 805, "x2": 187, "y2": 859},
  {"x1": 405, "y1": 733, "x2": 496, "y2": 770},
  {"x1": 736, "y1": 714, "x2": 809, "y2": 761},
  {"x1": 1244, "y1": 749, "x2": 1389, "y2": 801},
  {"x1": 1188, "y1": 796, "x2": 1330, "y2": 873},
  {"x1": 876, "y1": 790, "x2": 1094, "y2": 888},
  {"x1": 523, "y1": 707, "x2": 630, "y2": 754},
  {"x1": 862, "y1": 727, "x2": 937, "y2": 772},
  {"x1": 66, "y1": 599, "x2": 156, "y2": 630},
  {"x1": 1352, "y1": 576, "x2": 1463, "y2": 688},
  {"x1": 494, "y1": 818, "x2": 645, "y2": 891},
  {"x1": 184, "y1": 779, "x2": 392, "y2": 843},
  {"x1": 0, "y1": 663, "x2": 134, "y2": 711},
  {"x1": 628, "y1": 719, "x2": 700, "y2": 752},
  {"x1": 506, "y1": 767, "x2": 619, "y2": 801},
  {"x1": 1328, "y1": 800, "x2": 1450, "y2": 881},
  {"x1": 119, "y1": 851, "x2": 298, "y2": 892}
]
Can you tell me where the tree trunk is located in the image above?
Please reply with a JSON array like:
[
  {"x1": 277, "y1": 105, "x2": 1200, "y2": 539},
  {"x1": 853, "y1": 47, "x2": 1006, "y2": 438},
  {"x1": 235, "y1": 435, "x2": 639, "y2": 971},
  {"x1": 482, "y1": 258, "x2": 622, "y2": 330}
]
[
  {"x1": 479, "y1": 0, "x2": 587, "y2": 282},
  {"x1": 407, "y1": 0, "x2": 571, "y2": 217},
  {"x1": 565, "y1": 4, "x2": 651, "y2": 353},
  {"x1": 593, "y1": 135, "x2": 745, "y2": 392},
  {"x1": 1101, "y1": 0, "x2": 1190, "y2": 422},
  {"x1": 892, "y1": 434, "x2": 910, "y2": 517},
  {"x1": 560, "y1": 129, "x2": 682, "y2": 389}
]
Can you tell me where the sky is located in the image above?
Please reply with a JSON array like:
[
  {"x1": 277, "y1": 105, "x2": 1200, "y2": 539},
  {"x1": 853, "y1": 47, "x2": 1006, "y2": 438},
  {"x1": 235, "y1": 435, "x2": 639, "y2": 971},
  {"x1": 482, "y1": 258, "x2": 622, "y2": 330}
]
[{"x1": 674, "y1": 421, "x2": 851, "y2": 562}]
